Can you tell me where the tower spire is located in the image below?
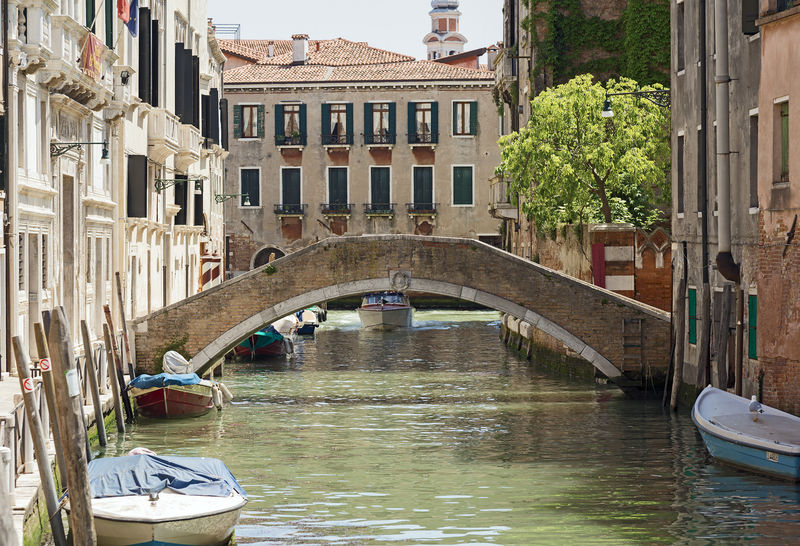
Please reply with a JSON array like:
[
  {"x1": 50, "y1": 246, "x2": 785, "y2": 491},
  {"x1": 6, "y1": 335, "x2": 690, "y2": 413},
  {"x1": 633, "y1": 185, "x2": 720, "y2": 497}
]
[{"x1": 424, "y1": 0, "x2": 467, "y2": 60}]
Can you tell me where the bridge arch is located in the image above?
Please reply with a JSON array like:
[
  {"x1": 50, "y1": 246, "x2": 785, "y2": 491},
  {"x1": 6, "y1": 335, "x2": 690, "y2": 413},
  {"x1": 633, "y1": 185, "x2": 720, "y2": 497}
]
[{"x1": 133, "y1": 235, "x2": 670, "y2": 384}]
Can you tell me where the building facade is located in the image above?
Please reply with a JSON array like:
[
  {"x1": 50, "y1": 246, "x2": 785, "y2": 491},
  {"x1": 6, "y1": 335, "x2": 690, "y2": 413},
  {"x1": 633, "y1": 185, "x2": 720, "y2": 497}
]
[
  {"x1": 755, "y1": 1, "x2": 800, "y2": 414},
  {"x1": 2, "y1": 0, "x2": 226, "y2": 372},
  {"x1": 220, "y1": 36, "x2": 500, "y2": 275}
]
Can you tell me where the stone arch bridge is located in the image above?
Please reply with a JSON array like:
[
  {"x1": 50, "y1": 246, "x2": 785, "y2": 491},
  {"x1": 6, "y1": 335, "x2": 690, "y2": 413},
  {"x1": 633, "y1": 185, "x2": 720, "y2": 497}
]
[{"x1": 132, "y1": 235, "x2": 671, "y2": 388}]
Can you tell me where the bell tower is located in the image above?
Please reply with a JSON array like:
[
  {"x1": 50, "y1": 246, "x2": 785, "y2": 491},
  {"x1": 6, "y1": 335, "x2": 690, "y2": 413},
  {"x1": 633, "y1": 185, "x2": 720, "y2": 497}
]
[{"x1": 424, "y1": 0, "x2": 467, "y2": 60}]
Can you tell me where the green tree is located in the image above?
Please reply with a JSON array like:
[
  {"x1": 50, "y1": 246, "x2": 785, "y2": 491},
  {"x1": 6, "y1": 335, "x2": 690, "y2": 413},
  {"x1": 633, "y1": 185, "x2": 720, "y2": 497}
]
[{"x1": 496, "y1": 74, "x2": 670, "y2": 231}]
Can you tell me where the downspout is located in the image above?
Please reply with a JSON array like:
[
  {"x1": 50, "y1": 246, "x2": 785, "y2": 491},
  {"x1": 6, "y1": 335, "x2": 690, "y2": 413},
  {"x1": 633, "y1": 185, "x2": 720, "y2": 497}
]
[
  {"x1": 2, "y1": 0, "x2": 8, "y2": 377},
  {"x1": 714, "y1": 0, "x2": 740, "y2": 283}
]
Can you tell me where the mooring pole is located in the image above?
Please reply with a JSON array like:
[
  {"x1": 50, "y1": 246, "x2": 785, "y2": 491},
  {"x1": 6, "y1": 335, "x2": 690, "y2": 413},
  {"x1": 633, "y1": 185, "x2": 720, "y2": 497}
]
[
  {"x1": 102, "y1": 324, "x2": 125, "y2": 434},
  {"x1": 103, "y1": 305, "x2": 133, "y2": 422},
  {"x1": 81, "y1": 321, "x2": 107, "y2": 446}
]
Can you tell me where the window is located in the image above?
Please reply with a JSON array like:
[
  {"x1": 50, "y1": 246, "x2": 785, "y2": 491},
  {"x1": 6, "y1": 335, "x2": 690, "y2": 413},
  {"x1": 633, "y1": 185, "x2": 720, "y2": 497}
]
[
  {"x1": 284, "y1": 104, "x2": 300, "y2": 137},
  {"x1": 18, "y1": 234, "x2": 24, "y2": 290},
  {"x1": 697, "y1": 129, "x2": 704, "y2": 213},
  {"x1": 41, "y1": 234, "x2": 48, "y2": 289},
  {"x1": 281, "y1": 168, "x2": 302, "y2": 213},
  {"x1": 413, "y1": 166, "x2": 434, "y2": 208},
  {"x1": 750, "y1": 115, "x2": 758, "y2": 208},
  {"x1": 241, "y1": 105, "x2": 258, "y2": 138},
  {"x1": 371, "y1": 167, "x2": 391, "y2": 206},
  {"x1": 677, "y1": 134, "x2": 685, "y2": 214},
  {"x1": 780, "y1": 102, "x2": 789, "y2": 182},
  {"x1": 688, "y1": 287, "x2": 697, "y2": 344},
  {"x1": 452, "y1": 166, "x2": 473, "y2": 206},
  {"x1": 373, "y1": 103, "x2": 390, "y2": 141},
  {"x1": 274, "y1": 103, "x2": 305, "y2": 145},
  {"x1": 322, "y1": 103, "x2": 352, "y2": 145},
  {"x1": 409, "y1": 102, "x2": 438, "y2": 144},
  {"x1": 748, "y1": 294, "x2": 757, "y2": 360},
  {"x1": 330, "y1": 104, "x2": 346, "y2": 139},
  {"x1": 327, "y1": 168, "x2": 348, "y2": 211},
  {"x1": 240, "y1": 168, "x2": 260, "y2": 207},
  {"x1": 677, "y1": 2, "x2": 685, "y2": 72},
  {"x1": 453, "y1": 101, "x2": 477, "y2": 136}
]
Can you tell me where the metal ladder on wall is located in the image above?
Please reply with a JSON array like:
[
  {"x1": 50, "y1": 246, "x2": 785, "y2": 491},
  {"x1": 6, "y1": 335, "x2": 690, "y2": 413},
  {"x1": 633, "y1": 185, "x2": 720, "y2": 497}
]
[{"x1": 621, "y1": 318, "x2": 644, "y2": 379}]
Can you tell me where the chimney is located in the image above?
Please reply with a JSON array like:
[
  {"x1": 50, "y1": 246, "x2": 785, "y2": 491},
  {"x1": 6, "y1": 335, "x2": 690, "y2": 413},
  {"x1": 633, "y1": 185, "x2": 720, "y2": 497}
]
[
  {"x1": 268, "y1": 40, "x2": 275, "y2": 58},
  {"x1": 487, "y1": 43, "x2": 500, "y2": 71},
  {"x1": 292, "y1": 34, "x2": 308, "y2": 64}
]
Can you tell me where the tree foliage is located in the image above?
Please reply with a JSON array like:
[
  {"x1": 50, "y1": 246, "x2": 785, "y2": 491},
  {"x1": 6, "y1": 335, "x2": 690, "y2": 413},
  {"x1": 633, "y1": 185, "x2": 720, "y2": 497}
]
[{"x1": 496, "y1": 75, "x2": 670, "y2": 231}]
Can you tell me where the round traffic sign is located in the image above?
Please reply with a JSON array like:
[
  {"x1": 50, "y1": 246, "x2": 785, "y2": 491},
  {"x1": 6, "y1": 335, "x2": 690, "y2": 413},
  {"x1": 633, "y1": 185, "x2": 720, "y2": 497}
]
[
  {"x1": 23, "y1": 378, "x2": 34, "y2": 393},
  {"x1": 40, "y1": 358, "x2": 51, "y2": 372}
]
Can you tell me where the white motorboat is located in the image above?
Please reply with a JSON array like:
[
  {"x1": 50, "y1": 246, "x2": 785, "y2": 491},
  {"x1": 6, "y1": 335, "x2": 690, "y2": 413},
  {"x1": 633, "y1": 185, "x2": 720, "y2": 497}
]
[{"x1": 356, "y1": 291, "x2": 413, "y2": 330}]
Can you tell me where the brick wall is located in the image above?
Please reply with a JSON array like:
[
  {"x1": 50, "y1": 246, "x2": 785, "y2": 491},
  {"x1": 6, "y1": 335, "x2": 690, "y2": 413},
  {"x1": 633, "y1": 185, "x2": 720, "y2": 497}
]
[{"x1": 226, "y1": 233, "x2": 263, "y2": 273}]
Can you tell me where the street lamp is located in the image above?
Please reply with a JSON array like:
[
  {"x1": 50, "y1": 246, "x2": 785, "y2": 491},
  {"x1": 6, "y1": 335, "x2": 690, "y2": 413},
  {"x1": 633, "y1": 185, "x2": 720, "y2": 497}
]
[
  {"x1": 50, "y1": 140, "x2": 110, "y2": 159},
  {"x1": 155, "y1": 177, "x2": 205, "y2": 193},
  {"x1": 601, "y1": 89, "x2": 670, "y2": 118},
  {"x1": 215, "y1": 193, "x2": 250, "y2": 206}
]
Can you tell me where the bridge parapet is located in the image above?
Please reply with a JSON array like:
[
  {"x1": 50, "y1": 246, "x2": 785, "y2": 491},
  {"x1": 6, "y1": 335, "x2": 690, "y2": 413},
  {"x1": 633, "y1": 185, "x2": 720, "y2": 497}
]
[{"x1": 132, "y1": 235, "x2": 670, "y2": 387}]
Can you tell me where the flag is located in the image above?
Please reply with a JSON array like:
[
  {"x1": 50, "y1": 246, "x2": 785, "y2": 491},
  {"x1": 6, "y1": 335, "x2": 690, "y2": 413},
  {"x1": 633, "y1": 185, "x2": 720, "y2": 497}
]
[
  {"x1": 117, "y1": 0, "x2": 130, "y2": 23},
  {"x1": 126, "y1": 0, "x2": 139, "y2": 37},
  {"x1": 80, "y1": 34, "x2": 104, "y2": 81}
]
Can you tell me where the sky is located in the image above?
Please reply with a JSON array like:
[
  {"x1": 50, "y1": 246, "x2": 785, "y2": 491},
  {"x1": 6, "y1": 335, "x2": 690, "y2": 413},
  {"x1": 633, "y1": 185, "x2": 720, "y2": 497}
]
[{"x1": 207, "y1": 0, "x2": 504, "y2": 61}]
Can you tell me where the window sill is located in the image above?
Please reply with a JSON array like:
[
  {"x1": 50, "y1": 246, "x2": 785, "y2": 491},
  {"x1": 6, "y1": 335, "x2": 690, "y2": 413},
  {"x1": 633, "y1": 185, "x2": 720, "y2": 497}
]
[
  {"x1": 238, "y1": 137, "x2": 261, "y2": 142},
  {"x1": 452, "y1": 134, "x2": 476, "y2": 139},
  {"x1": 749, "y1": 207, "x2": 759, "y2": 215},
  {"x1": 365, "y1": 212, "x2": 394, "y2": 218},
  {"x1": 366, "y1": 143, "x2": 393, "y2": 151},
  {"x1": 239, "y1": 205, "x2": 262, "y2": 210},
  {"x1": 452, "y1": 203, "x2": 475, "y2": 208},
  {"x1": 324, "y1": 144, "x2": 351, "y2": 152},
  {"x1": 773, "y1": 181, "x2": 790, "y2": 188},
  {"x1": 409, "y1": 143, "x2": 437, "y2": 150},
  {"x1": 277, "y1": 144, "x2": 304, "y2": 151},
  {"x1": 677, "y1": 212, "x2": 685, "y2": 219}
]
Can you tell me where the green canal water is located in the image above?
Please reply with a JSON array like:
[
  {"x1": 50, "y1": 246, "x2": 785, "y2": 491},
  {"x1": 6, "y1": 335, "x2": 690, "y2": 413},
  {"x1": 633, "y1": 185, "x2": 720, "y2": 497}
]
[{"x1": 101, "y1": 310, "x2": 800, "y2": 544}]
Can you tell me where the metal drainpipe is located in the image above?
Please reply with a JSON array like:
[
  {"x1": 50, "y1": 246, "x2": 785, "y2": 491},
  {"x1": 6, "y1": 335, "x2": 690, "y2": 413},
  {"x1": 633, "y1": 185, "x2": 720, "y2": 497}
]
[
  {"x1": 3, "y1": 0, "x2": 10, "y2": 378},
  {"x1": 697, "y1": 0, "x2": 712, "y2": 387},
  {"x1": 714, "y1": 0, "x2": 740, "y2": 283}
]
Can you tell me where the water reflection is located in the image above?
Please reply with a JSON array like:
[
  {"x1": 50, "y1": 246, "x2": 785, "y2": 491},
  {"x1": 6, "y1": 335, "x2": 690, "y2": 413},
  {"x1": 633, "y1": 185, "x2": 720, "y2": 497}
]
[{"x1": 102, "y1": 310, "x2": 800, "y2": 544}]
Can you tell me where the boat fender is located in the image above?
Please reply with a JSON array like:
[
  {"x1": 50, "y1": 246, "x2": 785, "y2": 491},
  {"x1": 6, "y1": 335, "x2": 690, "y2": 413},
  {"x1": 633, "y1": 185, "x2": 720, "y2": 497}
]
[
  {"x1": 219, "y1": 382, "x2": 234, "y2": 402},
  {"x1": 284, "y1": 337, "x2": 294, "y2": 355},
  {"x1": 212, "y1": 385, "x2": 223, "y2": 410}
]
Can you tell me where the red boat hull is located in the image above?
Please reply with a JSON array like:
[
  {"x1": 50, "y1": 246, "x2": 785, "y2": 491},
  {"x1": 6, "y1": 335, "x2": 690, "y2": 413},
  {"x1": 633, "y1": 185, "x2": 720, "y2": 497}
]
[
  {"x1": 233, "y1": 339, "x2": 286, "y2": 359},
  {"x1": 132, "y1": 384, "x2": 214, "y2": 419}
]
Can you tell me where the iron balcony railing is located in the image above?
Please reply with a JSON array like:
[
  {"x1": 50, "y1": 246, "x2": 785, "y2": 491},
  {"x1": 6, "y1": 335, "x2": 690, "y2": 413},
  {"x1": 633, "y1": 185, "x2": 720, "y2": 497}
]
[
  {"x1": 321, "y1": 133, "x2": 354, "y2": 146},
  {"x1": 273, "y1": 203, "x2": 307, "y2": 215},
  {"x1": 321, "y1": 203, "x2": 353, "y2": 214},
  {"x1": 275, "y1": 134, "x2": 306, "y2": 146},
  {"x1": 364, "y1": 203, "x2": 396, "y2": 215},
  {"x1": 409, "y1": 132, "x2": 438, "y2": 145},
  {"x1": 406, "y1": 202, "x2": 438, "y2": 214},
  {"x1": 365, "y1": 133, "x2": 396, "y2": 145}
]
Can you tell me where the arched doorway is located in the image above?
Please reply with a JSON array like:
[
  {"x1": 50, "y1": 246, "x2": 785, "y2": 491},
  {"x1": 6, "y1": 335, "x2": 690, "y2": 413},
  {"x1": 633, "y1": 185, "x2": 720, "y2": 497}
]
[{"x1": 252, "y1": 246, "x2": 286, "y2": 269}]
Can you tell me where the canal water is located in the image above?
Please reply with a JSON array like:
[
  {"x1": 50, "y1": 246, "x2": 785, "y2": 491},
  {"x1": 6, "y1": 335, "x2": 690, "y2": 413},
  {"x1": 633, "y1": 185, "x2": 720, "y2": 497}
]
[{"x1": 102, "y1": 310, "x2": 800, "y2": 544}]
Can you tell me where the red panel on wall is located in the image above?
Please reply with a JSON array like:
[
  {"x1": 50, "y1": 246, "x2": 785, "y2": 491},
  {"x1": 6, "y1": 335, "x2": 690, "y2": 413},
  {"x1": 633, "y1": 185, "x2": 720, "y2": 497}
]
[{"x1": 592, "y1": 243, "x2": 605, "y2": 288}]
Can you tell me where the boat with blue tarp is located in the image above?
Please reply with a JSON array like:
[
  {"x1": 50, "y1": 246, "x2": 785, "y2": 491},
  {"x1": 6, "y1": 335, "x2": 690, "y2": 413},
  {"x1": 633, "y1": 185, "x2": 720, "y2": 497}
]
[
  {"x1": 71, "y1": 452, "x2": 247, "y2": 545},
  {"x1": 692, "y1": 385, "x2": 800, "y2": 480},
  {"x1": 128, "y1": 373, "x2": 219, "y2": 419}
]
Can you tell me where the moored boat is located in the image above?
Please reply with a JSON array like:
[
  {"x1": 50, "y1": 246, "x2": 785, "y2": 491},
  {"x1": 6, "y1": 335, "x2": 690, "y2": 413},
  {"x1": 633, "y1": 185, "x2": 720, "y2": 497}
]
[
  {"x1": 295, "y1": 308, "x2": 321, "y2": 336},
  {"x1": 233, "y1": 325, "x2": 286, "y2": 359},
  {"x1": 128, "y1": 373, "x2": 218, "y2": 419},
  {"x1": 75, "y1": 453, "x2": 247, "y2": 546},
  {"x1": 692, "y1": 385, "x2": 800, "y2": 480},
  {"x1": 356, "y1": 291, "x2": 412, "y2": 330}
]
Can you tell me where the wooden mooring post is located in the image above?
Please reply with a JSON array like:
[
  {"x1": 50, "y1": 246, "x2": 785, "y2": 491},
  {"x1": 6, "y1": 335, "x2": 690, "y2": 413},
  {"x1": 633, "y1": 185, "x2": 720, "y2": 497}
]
[
  {"x1": 0, "y1": 447, "x2": 17, "y2": 545},
  {"x1": 115, "y1": 272, "x2": 136, "y2": 380},
  {"x1": 33, "y1": 322, "x2": 68, "y2": 492},
  {"x1": 11, "y1": 337, "x2": 68, "y2": 546},
  {"x1": 103, "y1": 304, "x2": 134, "y2": 423},
  {"x1": 81, "y1": 321, "x2": 107, "y2": 447},
  {"x1": 47, "y1": 308, "x2": 97, "y2": 544},
  {"x1": 102, "y1": 324, "x2": 125, "y2": 434}
]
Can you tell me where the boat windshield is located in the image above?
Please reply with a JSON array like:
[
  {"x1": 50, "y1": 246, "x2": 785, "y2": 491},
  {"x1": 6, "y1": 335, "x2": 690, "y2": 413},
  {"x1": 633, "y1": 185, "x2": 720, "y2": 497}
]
[{"x1": 364, "y1": 293, "x2": 405, "y2": 305}]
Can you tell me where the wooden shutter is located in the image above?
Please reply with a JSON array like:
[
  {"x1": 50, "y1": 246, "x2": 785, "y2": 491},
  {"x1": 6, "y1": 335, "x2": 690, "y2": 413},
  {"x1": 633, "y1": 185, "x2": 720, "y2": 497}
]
[
  {"x1": 257, "y1": 105, "x2": 265, "y2": 138},
  {"x1": 174, "y1": 175, "x2": 188, "y2": 225},
  {"x1": 138, "y1": 8, "x2": 152, "y2": 105},
  {"x1": 346, "y1": 103, "x2": 353, "y2": 140},
  {"x1": 241, "y1": 169, "x2": 260, "y2": 207},
  {"x1": 469, "y1": 101, "x2": 478, "y2": 135},
  {"x1": 321, "y1": 104, "x2": 331, "y2": 140},
  {"x1": 220, "y1": 98, "x2": 229, "y2": 149},
  {"x1": 431, "y1": 102, "x2": 439, "y2": 142},
  {"x1": 452, "y1": 101, "x2": 458, "y2": 135},
  {"x1": 126, "y1": 155, "x2": 147, "y2": 218},
  {"x1": 688, "y1": 288, "x2": 697, "y2": 344},
  {"x1": 414, "y1": 167, "x2": 433, "y2": 204},
  {"x1": 87, "y1": 0, "x2": 96, "y2": 32},
  {"x1": 274, "y1": 104, "x2": 284, "y2": 139},
  {"x1": 371, "y1": 167, "x2": 390, "y2": 205},
  {"x1": 388, "y1": 103, "x2": 396, "y2": 142},
  {"x1": 453, "y1": 166, "x2": 473, "y2": 205},
  {"x1": 104, "y1": 0, "x2": 113, "y2": 47},
  {"x1": 299, "y1": 104, "x2": 307, "y2": 143},
  {"x1": 233, "y1": 104, "x2": 242, "y2": 139},
  {"x1": 329, "y1": 168, "x2": 347, "y2": 204},
  {"x1": 742, "y1": 0, "x2": 759, "y2": 35},
  {"x1": 151, "y1": 19, "x2": 160, "y2": 107},
  {"x1": 748, "y1": 295, "x2": 757, "y2": 359},
  {"x1": 364, "y1": 103, "x2": 373, "y2": 140},
  {"x1": 209, "y1": 88, "x2": 220, "y2": 144},
  {"x1": 201, "y1": 95, "x2": 210, "y2": 138},
  {"x1": 193, "y1": 183, "x2": 204, "y2": 227},
  {"x1": 407, "y1": 102, "x2": 416, "y2": 143},
  {"x1": 192, "y1": 55, "x2": 200, "y2": 128},
  {"x1": 174, "y1": 43, "x2": 183, "y2": 119},
  {"x1": 282, "y1": 169, "x2": 301, "y2": 205}
]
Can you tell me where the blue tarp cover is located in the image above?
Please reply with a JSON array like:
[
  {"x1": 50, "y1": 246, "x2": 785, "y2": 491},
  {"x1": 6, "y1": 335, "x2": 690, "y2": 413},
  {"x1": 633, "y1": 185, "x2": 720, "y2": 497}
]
[
  {"x1": 128, "y1": 373, "x2": 201, "y2": 390},
  {"x1": 88, "y1": 455, "x2": 247, "y2": 499}
]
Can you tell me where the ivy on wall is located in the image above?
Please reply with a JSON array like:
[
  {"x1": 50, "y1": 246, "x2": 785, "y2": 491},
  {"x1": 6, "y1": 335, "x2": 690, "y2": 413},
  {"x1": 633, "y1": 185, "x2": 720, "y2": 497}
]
[{"x1": 522, "y1": 0, "x2": 670, "y2": 90}]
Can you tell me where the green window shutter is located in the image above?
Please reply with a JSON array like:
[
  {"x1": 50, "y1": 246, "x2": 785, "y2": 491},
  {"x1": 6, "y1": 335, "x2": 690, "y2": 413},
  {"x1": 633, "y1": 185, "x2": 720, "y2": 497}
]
[
  {"x1": 781, "y1": 103, "x2": 789, "y2": 178},
  {"x1": 346, "y1": 103, "x2": 353, "y2": 139},
  {"x1": 240, "y1": 169, "x2": 260, "y2": 207},
  {"x1": 321, "y1": 104, "x2": 331, "y2": 140},
  {"x1": 233, "y1": 105, "x2": 242, "y2": 139},
  {"x1": 452, "y1": 101, "x2": 458, "y2": 135},
  {"x1": 431, "y1": 101, "x2": 439, "y2": 142},
  {"x1": 274, "y1": 104, "x2": 284, "y2": 138},
  {"x1": 453, "y1": 166, "x2": 473, "y2": 205},
  {"x1": 388, "y1": 103, "x2": 396, "y2": 141},
  {"x1": 371, "y1": 167, "x2": 390, "y2": 205},
  {"x1": 299, "y1": 104, "x2": 307, "y2": 143},
  {"x1": 748, "y1": 294, "x2": 758, "y2": 360},
  {"x1": 328, "y1": 168, "x2": 347, "y2": 204},
  {"x1": 688, "y1": 288, "x2": 697, "y2": 344},
  {"x1": 364, "y1": 103, "x2": 373, "y2": 139},
  {"x1": 257, "y1": 105, "x2": 265, "y2": 138},
  {"x1": 407, "y1": 102, "x2": 416, "y2": 143},
  {"x1": 469, "y1": 101, "x2": 478, "y2": 135},
  {"x1": 414, "y1": 167, "x2": 433, "y2": 204},
  {"x1": 87, "y1": 0, "x2": 96, "y2": 31},
  {"x1": 282, "y1": 169, "x2": 301, "y2": 205},
  {"x1": 105, "y1": 0, "x2": 113, "y2": 47}
]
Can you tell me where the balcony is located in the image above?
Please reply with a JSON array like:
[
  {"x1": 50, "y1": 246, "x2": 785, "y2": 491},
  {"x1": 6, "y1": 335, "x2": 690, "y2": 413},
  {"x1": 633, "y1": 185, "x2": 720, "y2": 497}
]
[
  {"x1": 275, "y1": 134, "x2": 306, "y2": 149},
  {"x1": 364, "y1": 203, "x2": 395, "y2": 217},
  {"x1": 322, "y1": 133, "x2": 353, "y2": 151},
  {"x1": 148, "y1": 108, "x2": 180, "y2": 163},
  {"x1": 406, "y1": 202, "x2": 438, "y2": 216},
  {"x1": 488, "y1": 176, "x2": 518, "y2": 220},
  {"x1": 176, "y1": 124, "x2": 202, "y2": 170},
  {"x1": 365, "y1": 133, "x2": 396, "y2": 149},
  {"x1": 321, "y1": 203, "x2": 353, "y2": 217},
  {"x1": 409, "y1": 132, "x2": 438, "y2": 149},
  {"x1": 274, "y1": 203, "x2": 307, "y2": 217}
]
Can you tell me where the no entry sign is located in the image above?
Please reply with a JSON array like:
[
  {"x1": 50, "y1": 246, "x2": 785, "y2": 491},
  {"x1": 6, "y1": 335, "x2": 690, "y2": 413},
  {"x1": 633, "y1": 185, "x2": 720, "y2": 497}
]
[
  {"x1": 23, "y1": 377, "x2": 34, "y2": 393},
  {"x1": 40, "y1": 358, "x2": 51, "y2": 372}
]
